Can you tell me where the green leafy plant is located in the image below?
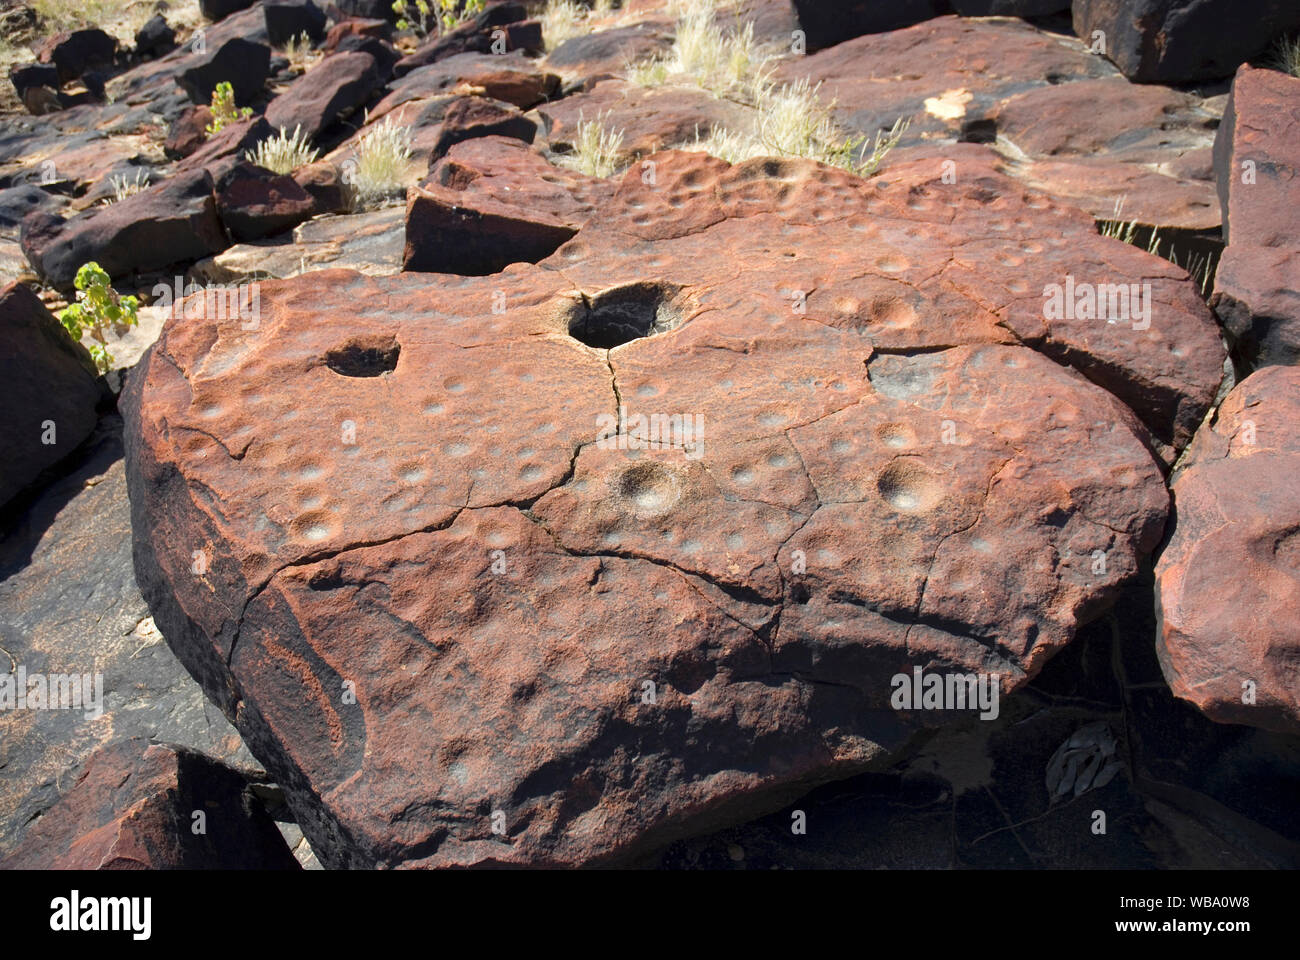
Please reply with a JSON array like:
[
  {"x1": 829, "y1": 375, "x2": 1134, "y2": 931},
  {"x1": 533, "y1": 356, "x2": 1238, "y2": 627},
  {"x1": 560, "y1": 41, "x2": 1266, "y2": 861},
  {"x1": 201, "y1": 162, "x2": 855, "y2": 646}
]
[
  {"x1": 245, "y1": 125, "x2": 320, "y2": 174},
  {"x1": 392, "y1": 0, "x2": 485, "y2": 37},
  {"x1": 57, "y1": 262, "x2": 139, "y2": 374},
  {"x1": 205, "y1": 81, "x2": 252, "y2": 137}
]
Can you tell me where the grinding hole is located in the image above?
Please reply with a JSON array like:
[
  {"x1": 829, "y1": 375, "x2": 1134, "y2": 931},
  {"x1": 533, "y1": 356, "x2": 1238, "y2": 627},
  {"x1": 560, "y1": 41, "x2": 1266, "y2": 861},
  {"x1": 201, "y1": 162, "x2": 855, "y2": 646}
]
[
  {"x1": 324, "y1": 335, "x2": 400, "y2": 378},
  {"x1": 568, "y1": 282, "x2": 684, "y2": 349}
]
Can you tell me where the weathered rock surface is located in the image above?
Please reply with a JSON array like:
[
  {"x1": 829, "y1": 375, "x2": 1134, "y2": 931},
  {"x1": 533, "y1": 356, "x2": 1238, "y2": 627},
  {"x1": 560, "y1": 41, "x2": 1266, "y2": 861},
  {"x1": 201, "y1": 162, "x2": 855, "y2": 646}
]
[
  {"x1": 20, "y1": 168, "x2": 226, "y2": 287},
  {"x1": 780, "y1": 15, "x2": 1222, "y2": 232},
  {"x1": 265, "y1": 50, "x2": 381, "y2": 140},
  {"x1": 662, "y1": 575, "x2": 1300, "y2": 868},
  {"x1": 538, "y1": 78, "x2": 751, "y2": 165},
  {"x1": 0, "y1": 414, "x2": 258, "y2": 858},
  {"x1": 0, "y1": 282, "x2": 104, "y2": 509},
  {"x1": 193, "y1": 205, "x2": 405, "y2": 281},
  {"x1": 544, "y1": 21, "x2": 673, "y2": 82},
  {"x1": 217, "y1": 161, "x2": 319, "y2": 241},
  {"x1": 200, "y1": 0, "x2": 258, "y2": 23},
  {"x1": 123, "y1": 149, "x2": 1230, "y2": 867},
  {"x1": 375, "y1": 52, "x2": 561, "y2": 117},
  {"x1": 323, "y1": 17, "x2": 394, "y2": 51},
  {"x1": 1210, "y1": 65, "x2": 1300, "y2": 369},
  {"x1": 0, "y1": 737, "x2": 296, "y2": 869},
  {"x1": 405, "y1": 135, "x2": 612, "y2": 274},
  {"x1": 1155, "y1": 365, "x2": 1300, "y2": 737},
  {"x1": 1072, "y1": 0, "x2": 1300, "y2": 84}
]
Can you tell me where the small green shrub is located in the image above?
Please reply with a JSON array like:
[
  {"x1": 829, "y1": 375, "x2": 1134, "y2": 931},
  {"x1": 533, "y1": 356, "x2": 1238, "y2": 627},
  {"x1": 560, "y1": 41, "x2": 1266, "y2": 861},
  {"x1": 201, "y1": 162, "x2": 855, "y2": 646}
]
[
  {"x1": 205, "y1": 81, "x2": 252, "y2": 137},
  {"x1": 393, "y1": 0, "x2": 485, "y2": 37},
  {"x1": 57, "y1": 262, "x2": 139, "y2": 374}
]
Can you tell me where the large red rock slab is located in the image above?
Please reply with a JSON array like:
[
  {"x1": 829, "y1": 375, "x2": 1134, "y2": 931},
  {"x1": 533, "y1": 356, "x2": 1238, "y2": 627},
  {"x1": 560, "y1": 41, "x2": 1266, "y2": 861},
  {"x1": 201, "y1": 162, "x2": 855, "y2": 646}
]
[
  {"x1": 125, "y1": 151, "x2": 1196, "y2": 867},
  {"x1": 1210, "y1": 65, "x2": 1300, "y2": 369},
  {"x1": 404, "y1": 135, "x2": 613, "y2": 274},
  {"x1": 20, "y1": 168, "x2": 226, "y2": 288},
  {"x1": 0, "y1": 739, "x2": 297, "y2": 869},
  {"x1": 1155, "y1": 366, "x2": 1300, "y2": 737},
  {"x1": 1072, "y1": 0, "x2": 1300, "y2": 84},
  {"x1": 557, "y1": 148, "x2": 1223, "y2": 454},
  {"x1": 779, "y1": 16, "x2": 1222, "y2": 233},
  {"x1": 264, "y1": 50, "x2": 381, "y2": 140},
  {"x1": 0, "y1": 281, "x2": 104, "y2": 508}
]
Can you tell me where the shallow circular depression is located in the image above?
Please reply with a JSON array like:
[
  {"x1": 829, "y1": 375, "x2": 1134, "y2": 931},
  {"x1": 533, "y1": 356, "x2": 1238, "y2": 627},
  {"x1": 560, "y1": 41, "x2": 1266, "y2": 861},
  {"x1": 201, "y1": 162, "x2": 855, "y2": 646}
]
[
  {"x1": 614, "y1": 460, "x2": 684, "y2": 517},
  {"x1": 876, "y1": 457, "x2": 945, "y2": 513}
]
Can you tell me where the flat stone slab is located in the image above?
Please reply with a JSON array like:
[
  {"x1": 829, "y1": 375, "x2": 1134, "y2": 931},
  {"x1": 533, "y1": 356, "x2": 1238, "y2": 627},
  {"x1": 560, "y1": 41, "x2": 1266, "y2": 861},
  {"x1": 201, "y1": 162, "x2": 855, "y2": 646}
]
[{"x1": 122, "y1": 149, "x2": 1224, "y2": 867}]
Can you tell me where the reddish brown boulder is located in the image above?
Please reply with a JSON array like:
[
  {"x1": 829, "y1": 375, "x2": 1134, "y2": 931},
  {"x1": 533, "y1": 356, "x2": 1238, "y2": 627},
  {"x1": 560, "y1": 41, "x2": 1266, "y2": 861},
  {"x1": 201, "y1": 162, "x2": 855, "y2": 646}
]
[
  {"x1": 20, "y1": 169, "x2": 226, "y2": 288},
  {"x1": 1072, "y1": 0, "x2": 1300, "y2": 84},
  {"x1": 428, "y1": 95, "x2": 537, "y2": 159},
  {"x1": 165, "y1": 104, "x2": 215, "y2": 159},
  {"x1": 292, "y1": 161, "x2": 348, "y2": 214},
  {"x1": 125, "y1": 150, "x2": 1219, "y2": 868},
  {"x1": 0, "y1": 282, "x2": 104, "y2": 509},
  {"x1": 1211, "y1": 65, "x2": 1300, "y2": 369},
  {"x1": 175, "y1": 116, "x2": 275, "y2": 175},
  {"x1": 322, "y1": 17, "x2": 394, "y2": 51},
  {"x1": 217, "y1": 161, "x2": 319, "y2": 241},
  {"x1": 374, "y1": 52, "x2": 561, "y2": 117},
  {"x1": 0, "y1": 738, "x2": 297, "y2": 869},
  {"x1": 1214, "y1": 66, "x2": 1300, "y2": 250},
  {"x1": 265, "y1": 50, "x2": 381, "y2": 140},
  {"x1": 779, "y1": 16, "x2": 1221, "y2": 232},
  {"x1": 404, "y1": 135, "x2": 612, "y2": 274},
  {"x1": 1155, "y1": 366, "x2": 1300, "y2": 737}
]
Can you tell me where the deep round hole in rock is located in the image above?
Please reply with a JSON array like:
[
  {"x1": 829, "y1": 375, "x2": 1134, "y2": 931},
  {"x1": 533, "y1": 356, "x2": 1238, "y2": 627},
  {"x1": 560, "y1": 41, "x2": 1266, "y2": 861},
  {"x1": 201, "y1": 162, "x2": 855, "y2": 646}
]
[
  {"x1": 324, "y1": 335, "x2": 400, "y2": 377},
  {"x1": 567, "y1": 282, "x2": 684, "y2": 349}
]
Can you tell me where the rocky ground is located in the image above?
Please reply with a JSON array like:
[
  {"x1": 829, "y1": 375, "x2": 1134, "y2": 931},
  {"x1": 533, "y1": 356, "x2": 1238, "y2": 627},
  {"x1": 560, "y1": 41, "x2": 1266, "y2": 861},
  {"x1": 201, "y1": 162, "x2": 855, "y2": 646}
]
[{"x1": 0, "y1": 0, "x2": 1297, "y2": 870}]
